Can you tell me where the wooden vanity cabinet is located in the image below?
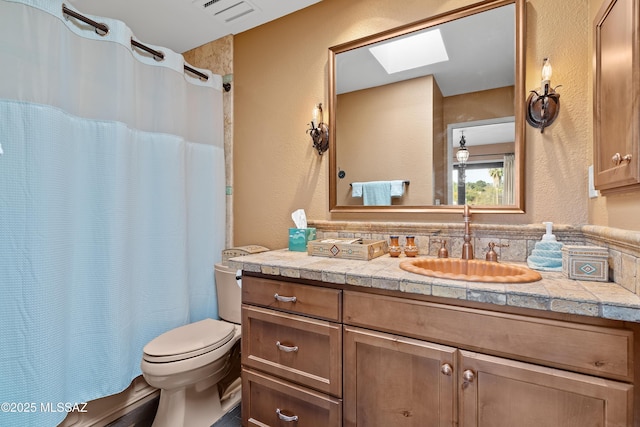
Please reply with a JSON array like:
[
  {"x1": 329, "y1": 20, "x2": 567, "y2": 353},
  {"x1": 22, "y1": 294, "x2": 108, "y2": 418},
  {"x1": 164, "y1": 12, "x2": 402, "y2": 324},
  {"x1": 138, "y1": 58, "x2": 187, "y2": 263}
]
[
  {"x1": 241, "y1": 276, "x2": 343, "y2": 427},
  {"x1": 343, "y1": 291, "x2": 635, "y2": 427},
  {"x1": 241, "y1": 275, "x2": 636, "y2": 426}
]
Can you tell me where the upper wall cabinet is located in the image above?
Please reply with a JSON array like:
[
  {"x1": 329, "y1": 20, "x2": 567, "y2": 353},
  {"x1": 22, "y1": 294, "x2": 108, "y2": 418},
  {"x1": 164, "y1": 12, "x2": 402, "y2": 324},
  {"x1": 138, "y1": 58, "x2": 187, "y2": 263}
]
[{"x1": 594, "y1": 0, "x2": 640, "y2": 193}]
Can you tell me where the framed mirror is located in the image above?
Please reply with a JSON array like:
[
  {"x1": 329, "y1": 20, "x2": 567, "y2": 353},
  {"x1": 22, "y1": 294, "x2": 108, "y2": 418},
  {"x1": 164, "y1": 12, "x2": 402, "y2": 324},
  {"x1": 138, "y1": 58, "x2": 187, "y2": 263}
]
[{"x1": 328, "y1": 0, "x2": 525, "y2": 213}]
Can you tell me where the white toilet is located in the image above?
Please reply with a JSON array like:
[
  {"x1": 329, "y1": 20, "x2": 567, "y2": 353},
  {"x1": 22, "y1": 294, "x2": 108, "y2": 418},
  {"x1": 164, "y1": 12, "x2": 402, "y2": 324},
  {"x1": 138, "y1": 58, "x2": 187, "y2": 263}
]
[{"x1": 141, "y1": 263, "x2": 242, "y2": 427}]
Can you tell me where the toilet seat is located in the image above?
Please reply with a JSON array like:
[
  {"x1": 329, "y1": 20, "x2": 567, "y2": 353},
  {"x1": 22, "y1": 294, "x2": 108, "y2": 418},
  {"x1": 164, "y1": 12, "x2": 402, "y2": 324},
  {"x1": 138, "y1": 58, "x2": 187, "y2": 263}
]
[{"x1": 143, "y1": 318, "x2": 235, "y2": 363}]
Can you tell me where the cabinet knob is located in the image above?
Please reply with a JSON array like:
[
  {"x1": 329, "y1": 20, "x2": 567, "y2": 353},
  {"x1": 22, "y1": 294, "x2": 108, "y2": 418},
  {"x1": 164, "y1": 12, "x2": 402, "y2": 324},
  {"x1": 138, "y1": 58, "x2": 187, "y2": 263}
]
[
  {"x1": 274, "y1": 293, "x2": 297, "y2": 303},
  {"x1": 462, "y1": 369, "x2": 475, "y2": 382},
  {"x1": 441, "y1": 363, "x2": 453, "y2": 376},
  {"x1": 612, "y1": 152, "x2": 633, "y2": 165},
  {"x1": 276, "y1": 408, "x2": 299, "y2": 422}
]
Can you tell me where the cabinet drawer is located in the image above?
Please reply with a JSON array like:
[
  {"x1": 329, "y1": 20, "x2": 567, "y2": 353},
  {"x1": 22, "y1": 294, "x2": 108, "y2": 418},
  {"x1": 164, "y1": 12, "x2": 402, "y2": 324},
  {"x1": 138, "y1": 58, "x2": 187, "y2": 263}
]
[
  {"x1": 242, "y1": 368, "x2": 342, "y2": 427},
  {"x1": 344, "y1": 291, "x2": 633, "y2": 381},
  {"x1": 242, "y1": 276, "x2": 342, "y2": 321},
  {"x1": 242, "y1": 305, "x2": 343, "y2": 396}
]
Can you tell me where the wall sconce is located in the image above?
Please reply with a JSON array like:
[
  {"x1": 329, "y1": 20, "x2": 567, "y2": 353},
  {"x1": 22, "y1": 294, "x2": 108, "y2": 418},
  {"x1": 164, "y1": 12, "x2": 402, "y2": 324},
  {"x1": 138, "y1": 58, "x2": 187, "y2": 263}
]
[
  {"x1": 456, "y1": 132, "x2": 469, "y2": 165},
  {"x1": 526, "y1": 57, "x2": 561, "y2": 133},
  {"x1": 307, "y1": 103, "x2": 329, "y2": 155}
]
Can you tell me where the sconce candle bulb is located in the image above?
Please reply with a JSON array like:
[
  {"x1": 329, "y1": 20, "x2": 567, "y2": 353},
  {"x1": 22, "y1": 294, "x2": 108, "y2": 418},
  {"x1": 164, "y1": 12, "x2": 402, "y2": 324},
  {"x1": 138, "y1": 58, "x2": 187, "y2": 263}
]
[
  {"x1": 312, "y1": 104, "x2": 323, "y2": 128},
  {"x1": 307, "y1": 103, "x2": 330, "y2": 155},
  {"x1": 541, "y1": 57, "x2": 552, "y2": 87},
  {"x1": 526, "y1": 57, "x2": 561, "y2": 133}
]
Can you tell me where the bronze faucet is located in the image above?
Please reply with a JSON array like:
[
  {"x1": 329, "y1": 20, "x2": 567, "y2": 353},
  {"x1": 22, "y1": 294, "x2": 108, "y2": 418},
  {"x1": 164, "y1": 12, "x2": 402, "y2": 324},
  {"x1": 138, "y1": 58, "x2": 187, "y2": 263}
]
[{"x1": 461, "y1": 205, "x2": 474, "y2": 260}]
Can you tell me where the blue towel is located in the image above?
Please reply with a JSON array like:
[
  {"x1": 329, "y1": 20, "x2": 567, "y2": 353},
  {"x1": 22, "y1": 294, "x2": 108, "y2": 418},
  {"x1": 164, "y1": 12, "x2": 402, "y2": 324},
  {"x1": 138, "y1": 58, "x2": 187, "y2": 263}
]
[
  {"x1": 390, "y1": 180, "x2": 405, "y2": 197},
  {"x1": 351, "y1": 182, "x2": 363, "y2": 197},
  {"x1": 363, "y1": 181, "x2": 392, "y2": 205}
]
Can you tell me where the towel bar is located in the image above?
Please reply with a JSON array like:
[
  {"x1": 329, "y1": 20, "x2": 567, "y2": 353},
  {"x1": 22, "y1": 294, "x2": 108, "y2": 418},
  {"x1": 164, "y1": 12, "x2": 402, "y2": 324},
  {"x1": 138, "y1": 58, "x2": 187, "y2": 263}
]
[{"x1": 350, "y1": 180, "x2": 410, "y2": 186}]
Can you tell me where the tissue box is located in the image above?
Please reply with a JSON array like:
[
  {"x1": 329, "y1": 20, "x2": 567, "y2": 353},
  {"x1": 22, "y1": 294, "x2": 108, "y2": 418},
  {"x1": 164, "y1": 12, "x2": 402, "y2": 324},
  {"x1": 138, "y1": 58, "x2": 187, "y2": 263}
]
[
  {"x1": 561, "y1": 245, "x2": 609, "y2": 282},
  {"x1": 308, "y1": 239, "x2": 388, "y2": 260},
  {"x1": 288, "y1": 228, "x2": 316, "y2": 252}
]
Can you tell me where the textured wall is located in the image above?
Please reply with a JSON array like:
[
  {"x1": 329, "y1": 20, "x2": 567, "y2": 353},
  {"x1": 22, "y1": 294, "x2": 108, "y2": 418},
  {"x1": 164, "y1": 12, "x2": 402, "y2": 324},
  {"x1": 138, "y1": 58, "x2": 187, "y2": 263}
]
[{"x1": 229, "y1": 0, "x2": 636, "y2": 249}]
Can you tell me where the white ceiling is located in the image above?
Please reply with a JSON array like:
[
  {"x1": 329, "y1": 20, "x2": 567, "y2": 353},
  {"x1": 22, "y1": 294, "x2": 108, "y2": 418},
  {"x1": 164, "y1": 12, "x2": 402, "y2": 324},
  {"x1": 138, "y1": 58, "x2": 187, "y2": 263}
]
[{"x1": 66, "y1": 0, "x2": 322, "y2": 53}]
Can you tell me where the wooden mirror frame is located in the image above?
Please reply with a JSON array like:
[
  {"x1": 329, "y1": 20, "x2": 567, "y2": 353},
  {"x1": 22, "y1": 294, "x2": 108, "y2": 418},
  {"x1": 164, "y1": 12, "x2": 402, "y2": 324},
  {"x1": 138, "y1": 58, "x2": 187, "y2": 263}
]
[{"x1": 328, "y1": 0, "x2": 526, "y2": 214}]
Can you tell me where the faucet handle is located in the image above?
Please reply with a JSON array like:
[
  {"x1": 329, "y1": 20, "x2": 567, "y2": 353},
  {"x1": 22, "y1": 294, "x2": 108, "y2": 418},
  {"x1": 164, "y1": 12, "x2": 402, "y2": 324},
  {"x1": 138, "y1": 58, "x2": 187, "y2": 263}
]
[
  {"x1": 433, "y1": 239, "x2": 449, "y2": 258},
  {"x1": 485, "y1": 242, "x2": 509, "y2": 262}
]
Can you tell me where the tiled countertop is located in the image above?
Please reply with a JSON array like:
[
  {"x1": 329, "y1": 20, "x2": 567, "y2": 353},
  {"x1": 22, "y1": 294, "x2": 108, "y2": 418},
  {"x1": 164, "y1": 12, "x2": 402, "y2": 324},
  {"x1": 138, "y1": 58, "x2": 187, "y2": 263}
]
[{"x1": 228, "y1": 249, "x2": 640, "y2": 323}]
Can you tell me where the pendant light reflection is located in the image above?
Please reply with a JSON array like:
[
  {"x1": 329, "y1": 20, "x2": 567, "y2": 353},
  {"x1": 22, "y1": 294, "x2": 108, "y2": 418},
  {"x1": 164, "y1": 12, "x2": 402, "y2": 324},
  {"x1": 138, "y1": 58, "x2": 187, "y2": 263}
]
[
  {"x1": 456, "y1": 132, "x2": 469, "y2": 165},
  {"x1": 456, "y1": 132, "x2": 469, "y2": 205}
]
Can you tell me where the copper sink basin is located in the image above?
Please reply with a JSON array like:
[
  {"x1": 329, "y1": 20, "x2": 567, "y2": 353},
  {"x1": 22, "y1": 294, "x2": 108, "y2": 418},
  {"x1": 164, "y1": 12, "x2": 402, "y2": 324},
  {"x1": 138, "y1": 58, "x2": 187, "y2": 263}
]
[{"x1": 399, "y1": 258, "x2": 542, "y2": 283}]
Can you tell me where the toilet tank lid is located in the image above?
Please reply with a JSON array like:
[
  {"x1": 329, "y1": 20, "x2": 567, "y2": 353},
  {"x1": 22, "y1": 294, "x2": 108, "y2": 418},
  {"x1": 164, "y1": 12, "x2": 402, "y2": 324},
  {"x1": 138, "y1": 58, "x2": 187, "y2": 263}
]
[{"x1": 143, "y1": 318, "x2": 235, "y2": 358}]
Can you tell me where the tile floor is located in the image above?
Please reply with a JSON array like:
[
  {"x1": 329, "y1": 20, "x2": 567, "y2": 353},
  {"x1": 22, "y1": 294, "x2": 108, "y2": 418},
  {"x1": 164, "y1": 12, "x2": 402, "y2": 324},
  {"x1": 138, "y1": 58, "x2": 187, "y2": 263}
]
[{"x1": 211, "y1": 404, "x2": 241, "y2": 427}]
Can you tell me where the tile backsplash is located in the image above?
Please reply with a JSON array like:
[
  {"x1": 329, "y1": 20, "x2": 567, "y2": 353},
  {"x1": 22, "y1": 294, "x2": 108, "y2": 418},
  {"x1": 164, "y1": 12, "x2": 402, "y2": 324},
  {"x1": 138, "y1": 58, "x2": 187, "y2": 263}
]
[{"x1": 309, "y1": 220, "x2": 640, "y2": 296}]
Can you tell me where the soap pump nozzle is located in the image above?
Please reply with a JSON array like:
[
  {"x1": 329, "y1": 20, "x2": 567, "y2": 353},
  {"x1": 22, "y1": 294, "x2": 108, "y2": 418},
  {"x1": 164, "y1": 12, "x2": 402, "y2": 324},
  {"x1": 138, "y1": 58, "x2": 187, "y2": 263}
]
[{"x1": 542, "y1": 221, "x2": 557, "y2": 242}]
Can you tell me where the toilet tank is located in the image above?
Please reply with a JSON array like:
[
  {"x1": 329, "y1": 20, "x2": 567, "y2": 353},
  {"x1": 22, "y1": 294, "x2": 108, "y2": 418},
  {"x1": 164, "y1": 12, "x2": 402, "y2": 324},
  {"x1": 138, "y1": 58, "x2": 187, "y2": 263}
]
[
  {"x1": 221, "y1": 245, "x2": 269, "y2": 265},
  {"x1": 214, "y1": 263, "x2": 242, "y2": 324}
]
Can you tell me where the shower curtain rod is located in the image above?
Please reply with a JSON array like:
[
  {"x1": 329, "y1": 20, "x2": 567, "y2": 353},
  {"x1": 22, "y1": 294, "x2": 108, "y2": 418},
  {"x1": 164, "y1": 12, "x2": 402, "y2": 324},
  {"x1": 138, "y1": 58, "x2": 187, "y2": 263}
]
[{"x1": 61, "y1": 4, "x2": 210, "y2": 82}]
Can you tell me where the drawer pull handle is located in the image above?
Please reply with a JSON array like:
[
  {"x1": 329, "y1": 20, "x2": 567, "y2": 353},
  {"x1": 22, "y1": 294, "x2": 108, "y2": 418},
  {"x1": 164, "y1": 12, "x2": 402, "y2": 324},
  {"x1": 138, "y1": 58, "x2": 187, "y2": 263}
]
[
  {"x1": 276, "y1": 341, "x2": 299, "y2": 352},
  {"x1": 276, "y1": 408, "x2": 299, "y2": 422},
  {"x1": 274, "y1": 293, "x2": 297, "y2": 303},
  {"x1": 441, "y1": 363, "x2": 453, "y2": 376}
]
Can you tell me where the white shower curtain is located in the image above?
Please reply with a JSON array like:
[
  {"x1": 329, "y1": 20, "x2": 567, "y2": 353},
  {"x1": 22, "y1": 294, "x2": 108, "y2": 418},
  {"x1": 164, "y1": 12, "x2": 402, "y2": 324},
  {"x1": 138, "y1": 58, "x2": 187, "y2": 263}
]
[{"x1": 0, "y1": 1, "x2": 225, "y2": 426}]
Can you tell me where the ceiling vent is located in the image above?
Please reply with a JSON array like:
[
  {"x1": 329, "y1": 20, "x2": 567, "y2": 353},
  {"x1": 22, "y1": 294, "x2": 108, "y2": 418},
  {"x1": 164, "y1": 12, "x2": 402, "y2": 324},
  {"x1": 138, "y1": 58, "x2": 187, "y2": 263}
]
[{"x1": 193, "y1": 0, "x2": 259, "y2": 23}]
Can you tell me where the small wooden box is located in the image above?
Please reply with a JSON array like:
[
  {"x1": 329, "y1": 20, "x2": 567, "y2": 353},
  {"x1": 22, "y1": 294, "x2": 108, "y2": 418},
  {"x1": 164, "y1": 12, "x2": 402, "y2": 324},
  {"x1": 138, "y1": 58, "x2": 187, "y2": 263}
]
[
  {"x1": 308, "y1": 238, "x2": 388, "y2": 261},
  {"x1": 561, "y1": 245, "x2": 609, "y2": 282}
]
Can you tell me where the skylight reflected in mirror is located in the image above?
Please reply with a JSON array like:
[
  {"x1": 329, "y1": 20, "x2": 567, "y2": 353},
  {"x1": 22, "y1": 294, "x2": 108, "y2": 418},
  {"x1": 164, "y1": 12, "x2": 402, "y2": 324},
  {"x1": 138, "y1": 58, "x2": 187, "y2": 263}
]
[{"x1": 368, "y1": 29, "x2": 449, "y2": 74}]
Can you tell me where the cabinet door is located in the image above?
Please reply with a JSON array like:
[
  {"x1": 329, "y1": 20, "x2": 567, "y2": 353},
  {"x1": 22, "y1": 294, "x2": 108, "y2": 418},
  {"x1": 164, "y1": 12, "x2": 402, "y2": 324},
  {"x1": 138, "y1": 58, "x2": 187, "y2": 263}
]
[
  {"x1": 594, "y1": 0, "x2": 640, "y2": 192},
  {"x1": 343, "y1": 326, "x2": 457, "y2": 427},
  {"x1": 458, "y1": 350, "x2": 633, "y2": 427}
]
